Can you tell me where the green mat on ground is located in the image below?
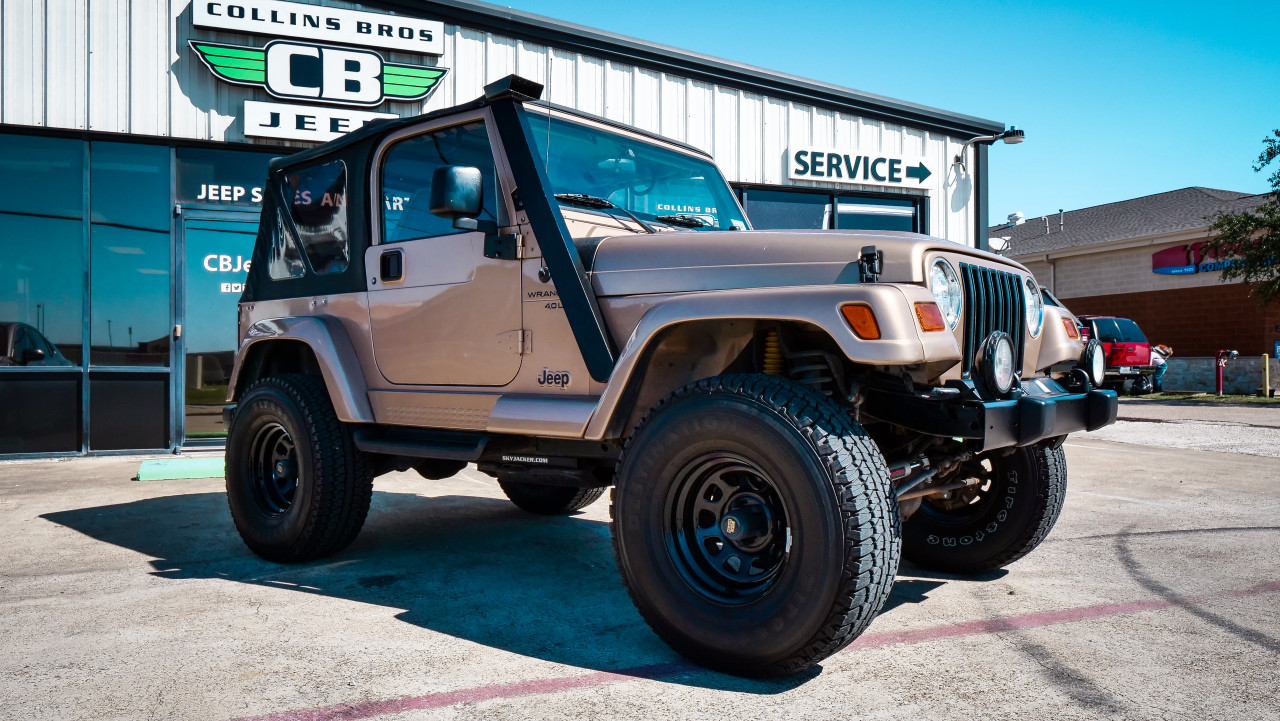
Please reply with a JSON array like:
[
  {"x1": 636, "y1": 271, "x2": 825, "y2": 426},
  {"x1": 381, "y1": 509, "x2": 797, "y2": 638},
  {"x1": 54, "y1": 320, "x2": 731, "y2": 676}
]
[{"x1": 136, "y1": 457, "x2": 225, "y2": 481}]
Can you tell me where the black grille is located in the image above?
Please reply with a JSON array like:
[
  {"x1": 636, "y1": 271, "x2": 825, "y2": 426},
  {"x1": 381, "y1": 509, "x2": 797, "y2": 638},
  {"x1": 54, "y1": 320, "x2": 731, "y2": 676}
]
[{"x1": 960, "y1": 263, "x2": 1026, "y2": 375}]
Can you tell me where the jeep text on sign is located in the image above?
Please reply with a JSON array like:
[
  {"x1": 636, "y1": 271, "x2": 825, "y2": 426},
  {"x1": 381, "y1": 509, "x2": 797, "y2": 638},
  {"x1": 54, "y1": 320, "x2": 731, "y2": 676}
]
[
  {"x1": 243, "y1": 100, "x2": 395, "y2": 142},
  {"x1": 788, "y1": 147, "x2": 933, "y2": 189},
  {"x1": 194, "y1": 0, "x2": 444, "y2": 55}
]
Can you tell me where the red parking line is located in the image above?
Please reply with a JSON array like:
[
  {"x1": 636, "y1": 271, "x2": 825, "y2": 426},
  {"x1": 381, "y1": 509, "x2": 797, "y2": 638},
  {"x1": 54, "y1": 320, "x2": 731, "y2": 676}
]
[{"x1": 235, "y1": 579, "x2": 1280, "y2": 721}]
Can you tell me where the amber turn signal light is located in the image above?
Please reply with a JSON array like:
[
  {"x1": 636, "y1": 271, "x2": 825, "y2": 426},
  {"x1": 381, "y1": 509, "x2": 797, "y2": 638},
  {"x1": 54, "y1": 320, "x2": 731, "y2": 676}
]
[
  {"x1": 914, "y1": 303, "x2": 946, "y2": 332},
  {"x1": 841, "y1": 304, "x2": 881, "y2": 340},
  {"x1": 1062, "y1": 318, "x2": 1079, "y2": 338}
]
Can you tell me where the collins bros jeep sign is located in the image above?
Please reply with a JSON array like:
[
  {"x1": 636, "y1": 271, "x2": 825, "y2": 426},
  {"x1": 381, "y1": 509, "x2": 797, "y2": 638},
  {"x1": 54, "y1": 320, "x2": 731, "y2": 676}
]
[
  {"x1": 194, "y1": 0, "x2": 444, "y2": 54},
  {"x1": 190, "y1": 0, "x2": 448, "y2": 142},
  {"x1": 191, "y1": 41, "x2": 445, "y2": 106}
]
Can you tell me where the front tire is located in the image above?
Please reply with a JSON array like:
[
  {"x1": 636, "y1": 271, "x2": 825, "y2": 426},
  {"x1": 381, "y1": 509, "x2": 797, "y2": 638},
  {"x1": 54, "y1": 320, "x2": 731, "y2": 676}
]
[
  {"x1": 225, "y1": 374, "x2": 373, "y2": 563},
  {"x1": 611, "y1": 374, "x2": 900, "y2": 677},
  {"x1": 902, "y1": 441, "x2": 1066, "y2": 574}
]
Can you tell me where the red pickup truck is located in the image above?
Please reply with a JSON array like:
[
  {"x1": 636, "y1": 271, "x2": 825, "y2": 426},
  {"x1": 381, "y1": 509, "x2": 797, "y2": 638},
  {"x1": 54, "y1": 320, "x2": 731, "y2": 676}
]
[{"x1": 1076, "y1": 315, "x2": 1154, "y2": 394}]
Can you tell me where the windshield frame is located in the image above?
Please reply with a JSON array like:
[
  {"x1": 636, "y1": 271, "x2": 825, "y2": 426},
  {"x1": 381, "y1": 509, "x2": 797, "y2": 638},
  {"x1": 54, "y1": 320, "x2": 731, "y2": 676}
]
[{"x1": 524, "y1": 104, "x2": 752, "y2": 233}]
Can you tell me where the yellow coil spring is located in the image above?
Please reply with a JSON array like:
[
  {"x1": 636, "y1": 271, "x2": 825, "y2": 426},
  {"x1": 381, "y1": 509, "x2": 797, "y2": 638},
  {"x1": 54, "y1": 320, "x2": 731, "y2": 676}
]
[{"x1": 762, "y1": 331, "x2": 784, "y2": 375}]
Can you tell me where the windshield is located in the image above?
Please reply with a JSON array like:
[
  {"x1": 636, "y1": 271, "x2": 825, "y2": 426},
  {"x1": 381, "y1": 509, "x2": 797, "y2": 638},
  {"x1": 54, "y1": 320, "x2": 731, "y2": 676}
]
[
  {"x1": 530, "y1": 113, "x2": 748, "y2": 232},
  {"x1": 1092, "y1": 318, "x2": 1147, "y2": 344}
]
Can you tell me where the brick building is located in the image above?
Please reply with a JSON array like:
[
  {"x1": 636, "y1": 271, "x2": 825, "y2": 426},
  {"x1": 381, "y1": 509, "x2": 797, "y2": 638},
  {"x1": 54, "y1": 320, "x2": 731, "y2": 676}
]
[{"x1": 993, "y1": 187, "x2": 1279, "y2": 358}]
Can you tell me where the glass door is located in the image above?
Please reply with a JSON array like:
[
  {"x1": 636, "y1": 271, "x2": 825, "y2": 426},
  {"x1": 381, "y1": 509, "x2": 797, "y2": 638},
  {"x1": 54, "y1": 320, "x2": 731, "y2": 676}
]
[{"x1": 179, "y1": 213, "x2": 259, "y2": 445}]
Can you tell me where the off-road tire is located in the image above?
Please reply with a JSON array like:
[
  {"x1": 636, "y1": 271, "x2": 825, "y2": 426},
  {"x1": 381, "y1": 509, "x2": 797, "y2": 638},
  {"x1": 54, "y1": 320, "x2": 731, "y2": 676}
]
[
  {"x1": 611, "y1": 374, "x2": 900, "y2": 677},
  {"x1": 225, "y1": 373, "x2": 373, "y2": 563},
  {"x1": 902, "y1": 441, "x2": 1066, "y2": 574},
  {"x1": 498, "y1": 480, "x2": 605, "y2": 515}
]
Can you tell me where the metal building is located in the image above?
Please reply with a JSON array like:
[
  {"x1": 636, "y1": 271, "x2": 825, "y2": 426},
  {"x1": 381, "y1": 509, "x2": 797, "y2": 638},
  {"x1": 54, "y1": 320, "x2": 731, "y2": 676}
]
[{"x1": 0, "y1": 0, "x2": 1008, "y2": 456}]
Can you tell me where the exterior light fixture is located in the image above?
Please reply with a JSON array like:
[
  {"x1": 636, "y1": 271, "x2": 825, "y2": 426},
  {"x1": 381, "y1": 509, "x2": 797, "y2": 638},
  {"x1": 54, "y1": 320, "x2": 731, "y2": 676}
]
[{"x1": 953, "y1": 126, "x2": 1025, "y2": 175}]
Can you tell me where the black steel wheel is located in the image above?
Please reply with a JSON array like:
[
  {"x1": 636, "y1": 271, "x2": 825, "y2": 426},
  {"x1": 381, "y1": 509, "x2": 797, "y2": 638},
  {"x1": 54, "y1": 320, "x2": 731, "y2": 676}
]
[
  {"x1": 612, "y1": 374, "x2": 899, "y2": 678},
  {"x1": 246, "y1": 421, "x2": 298, "y2": 517},
  {"x1": 902, "y1": 440, "x2": 1067, "y2": 574},
  {"x1": 225, "y1": 374, "x2": 373, "y2": 563},
  {"x1": 664, "y1": 452, "x2": 790, "y2": 605}
]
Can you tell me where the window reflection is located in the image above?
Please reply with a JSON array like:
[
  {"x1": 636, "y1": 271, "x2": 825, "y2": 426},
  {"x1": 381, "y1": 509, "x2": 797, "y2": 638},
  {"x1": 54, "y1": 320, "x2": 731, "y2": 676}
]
[
  {"x1": 0, "y1": 135, "x2": 83, "y2": 219},
  {"x1": 90, "y1": 142, "x2": 170, "y2": 231},
  {"x1": 0, "y1": 214, "x2": 84, "y2": 366},
  {"x1": 90, "y1": 225, "x2": 171, "y2": 366},
  {"x1": 744, "y1": 189, "x2": 827, "y2": 229},
  {"x1": 382, "y1": 122, "x2": 499, "y2": 242},
  {"x1": 284, "y1": 161, "x2": 349, "y2": 274}
]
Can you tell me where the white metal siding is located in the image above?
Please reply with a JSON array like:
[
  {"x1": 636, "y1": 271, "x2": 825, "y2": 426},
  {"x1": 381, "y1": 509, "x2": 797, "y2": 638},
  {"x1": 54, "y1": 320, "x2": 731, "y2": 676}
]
[{"x1": 1, "y1": 0, "x2": 980, "y2": 246}]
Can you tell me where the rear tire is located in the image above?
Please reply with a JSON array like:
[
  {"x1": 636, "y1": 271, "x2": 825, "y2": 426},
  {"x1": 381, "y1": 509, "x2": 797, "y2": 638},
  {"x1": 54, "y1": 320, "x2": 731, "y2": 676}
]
[
  {"x1": 225, "y1": 374, "x2": 373, "y2": 563},
  {"x1": 902, "y1": 441, "x2": 1066, "y2": 574},
  {"x1": 611, "y1": 374, "x2": 900, "y2": 677},
  {"x1": 498, "y1": 480, "x2": 605, "y2": 515}
]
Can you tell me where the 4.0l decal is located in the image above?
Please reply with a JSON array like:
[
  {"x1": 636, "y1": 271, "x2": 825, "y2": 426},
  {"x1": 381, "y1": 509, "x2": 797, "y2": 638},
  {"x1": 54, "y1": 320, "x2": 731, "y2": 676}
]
[{"x1": 191, "y1": 39, "x2": 447, "y2": 107}]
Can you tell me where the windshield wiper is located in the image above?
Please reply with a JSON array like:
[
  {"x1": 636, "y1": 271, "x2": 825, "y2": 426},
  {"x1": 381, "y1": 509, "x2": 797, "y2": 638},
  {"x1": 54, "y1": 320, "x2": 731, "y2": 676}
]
[
  {"x1": 654, "y1": 214, "x2": 708, "y2": 228},
  {"x1": 554, "y1": 193, "x2": 655, "y2": 234}
]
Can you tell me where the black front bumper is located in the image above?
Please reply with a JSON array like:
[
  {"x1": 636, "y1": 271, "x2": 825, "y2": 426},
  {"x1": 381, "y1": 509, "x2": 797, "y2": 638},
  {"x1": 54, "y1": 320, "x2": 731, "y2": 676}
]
[{"x1": 864, "y1": 380, "x2": 1118, "y2": 451}]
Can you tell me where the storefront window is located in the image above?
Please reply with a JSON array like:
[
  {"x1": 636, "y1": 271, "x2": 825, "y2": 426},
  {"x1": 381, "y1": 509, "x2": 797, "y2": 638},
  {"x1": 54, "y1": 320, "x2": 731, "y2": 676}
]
[
  {"x1": 382, "y1": 122, "x2": 499, "y2": 242},
  {"x1": 284, "y1": 161, "x2": 349, "y2": 274},
  {"x1": 183, "y1": 218, "x2": 259, "y2": 439},
  {"x1": 176, "y1": 147, "x2": 278, "y2": 208},
  {"x1": 89, "y1": 225, "x2": 171, "y2": 366},
  {"x1": 743, "y1": 189, "x2": 827, "y2": 229},
  {"x1": 0, "y1": 215, "x2": 84, "y2": 366},
  {"x1": 833, "y1": 198, "x2": 916, "y2": 232},
  {"x1": 90, "y1": 142, "x2": 170, "y2": 231},
  {"x1": 742, "y1": 188, "x2": 920, "y2": 233},
  {"x1": 0, "y1": 135, "x2": 84, "y2": 219}
]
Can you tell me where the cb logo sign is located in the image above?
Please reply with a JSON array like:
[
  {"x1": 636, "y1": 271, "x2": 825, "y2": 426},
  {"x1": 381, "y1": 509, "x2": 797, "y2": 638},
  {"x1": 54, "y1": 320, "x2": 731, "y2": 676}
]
[{"x1": 191, "y1": 40, "x2": 446, "y2": 107}]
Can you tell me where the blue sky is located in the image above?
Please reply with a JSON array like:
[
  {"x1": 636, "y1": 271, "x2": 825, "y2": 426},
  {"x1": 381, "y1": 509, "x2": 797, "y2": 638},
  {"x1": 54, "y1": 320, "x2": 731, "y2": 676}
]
[{"x1": 502, "y1": 0, "x2": 1279, "y2": 223}]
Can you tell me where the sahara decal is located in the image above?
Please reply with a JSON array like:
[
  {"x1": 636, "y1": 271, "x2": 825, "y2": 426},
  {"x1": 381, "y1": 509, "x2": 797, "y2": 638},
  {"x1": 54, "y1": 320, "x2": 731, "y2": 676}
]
[{"x1": 190, "y1": 39, "x2": 447, "y2": 107}]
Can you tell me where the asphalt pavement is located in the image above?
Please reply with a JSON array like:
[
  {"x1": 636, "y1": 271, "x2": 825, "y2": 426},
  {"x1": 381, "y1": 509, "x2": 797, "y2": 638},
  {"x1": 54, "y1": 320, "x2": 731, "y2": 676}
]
[{"x1": 1, "y1": 405, "x2": 1277, "y2": 720}]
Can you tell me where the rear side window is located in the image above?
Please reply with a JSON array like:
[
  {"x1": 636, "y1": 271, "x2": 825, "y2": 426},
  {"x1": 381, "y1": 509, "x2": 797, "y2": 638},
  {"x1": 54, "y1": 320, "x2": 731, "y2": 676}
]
[
  {"x1": 284, "y1": 161, "x2": 349, "y2": 274},
  {"x1": 381, "y1": 121, "x2": 499, "y2": 243},
  {"x1": 1092, "y1": 318, "x2": 1147, "y2": 343}
]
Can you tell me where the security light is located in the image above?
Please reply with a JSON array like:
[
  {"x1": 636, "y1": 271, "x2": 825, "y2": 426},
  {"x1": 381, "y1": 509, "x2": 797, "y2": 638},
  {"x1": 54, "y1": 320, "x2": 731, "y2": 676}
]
[{"x1": 954, "y1": 126, "x2": 1025, "y2": 175}]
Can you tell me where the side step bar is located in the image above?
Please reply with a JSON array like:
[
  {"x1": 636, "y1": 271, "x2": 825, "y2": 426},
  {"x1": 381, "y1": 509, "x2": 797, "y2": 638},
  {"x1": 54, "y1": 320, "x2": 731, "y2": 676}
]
[{"x1": 351, "y1": 427, "x2": 489, "y2": 461}]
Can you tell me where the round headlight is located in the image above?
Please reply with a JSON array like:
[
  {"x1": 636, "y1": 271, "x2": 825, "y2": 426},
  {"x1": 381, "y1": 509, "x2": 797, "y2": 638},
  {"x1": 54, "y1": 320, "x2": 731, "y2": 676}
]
[
  {"x1": 1084, "y1": 338, "x2": 1106, "y2": 387},
  {"x1": 982, "y1": 331, "x2": 1017, "y2": 395},
  {"x1": 1024, "y1": 278, "x2": 1044, "y2": 337},
  {"x1": 929, "y1": 259, "x2": 962, "y2": 329}
]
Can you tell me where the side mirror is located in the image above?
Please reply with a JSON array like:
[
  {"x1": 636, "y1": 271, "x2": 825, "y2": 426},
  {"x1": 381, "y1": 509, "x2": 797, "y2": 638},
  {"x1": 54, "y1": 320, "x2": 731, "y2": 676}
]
[
  {"x1": 21, "y1": 348, "x2": 45, "y2": 365},
  {"x1": 429, "y1": 166, "x2": 494, "y2": 233}
]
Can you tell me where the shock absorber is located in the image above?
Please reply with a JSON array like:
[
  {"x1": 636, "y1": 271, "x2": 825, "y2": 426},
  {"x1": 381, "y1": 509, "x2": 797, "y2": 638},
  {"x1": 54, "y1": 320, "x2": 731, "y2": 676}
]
[{"x1": 762, "y1": 330, "x2": 784, "y2": 375}]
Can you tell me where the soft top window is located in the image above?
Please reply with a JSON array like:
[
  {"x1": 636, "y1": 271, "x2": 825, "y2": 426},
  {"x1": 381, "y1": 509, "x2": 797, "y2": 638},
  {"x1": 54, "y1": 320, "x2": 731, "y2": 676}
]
[{"x1": 283, "y1": 160, "x2": 349, "y2": 275}]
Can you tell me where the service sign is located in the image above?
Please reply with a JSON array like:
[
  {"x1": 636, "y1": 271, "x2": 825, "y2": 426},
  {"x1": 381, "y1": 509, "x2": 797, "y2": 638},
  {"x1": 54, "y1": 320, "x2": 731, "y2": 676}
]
[
  {"x1": 194, "y1": 0, "x2": 444, "y2": 55},
  {"x1": 789, "y1": 147, "x2": 934, "y2": 189}
]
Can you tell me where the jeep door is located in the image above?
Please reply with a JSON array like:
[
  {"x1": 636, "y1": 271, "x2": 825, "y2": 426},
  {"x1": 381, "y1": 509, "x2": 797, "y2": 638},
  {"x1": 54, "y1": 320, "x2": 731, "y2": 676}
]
[{"x1": 365, "y1": 113, "x2": 522, "y2": 386}]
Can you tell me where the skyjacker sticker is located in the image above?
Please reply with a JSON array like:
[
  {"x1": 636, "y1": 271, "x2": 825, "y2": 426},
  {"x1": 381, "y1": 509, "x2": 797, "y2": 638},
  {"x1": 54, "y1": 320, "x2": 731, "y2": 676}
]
[{"x1": 190, "y1": 39, "x2": 447, "y2": 107}]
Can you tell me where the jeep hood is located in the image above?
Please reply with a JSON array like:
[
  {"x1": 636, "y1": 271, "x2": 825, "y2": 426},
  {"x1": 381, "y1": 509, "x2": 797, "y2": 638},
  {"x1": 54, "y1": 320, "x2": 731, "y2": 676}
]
[{"x1": 586, "y1": 230, "x2": 1021, "y2": 297}]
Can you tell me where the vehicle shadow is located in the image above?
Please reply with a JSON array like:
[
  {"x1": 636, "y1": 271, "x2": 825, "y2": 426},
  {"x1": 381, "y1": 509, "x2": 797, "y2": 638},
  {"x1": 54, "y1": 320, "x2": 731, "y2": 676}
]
[{"x1": 41, "y1": 488, "x2": 831, "y2": 694}]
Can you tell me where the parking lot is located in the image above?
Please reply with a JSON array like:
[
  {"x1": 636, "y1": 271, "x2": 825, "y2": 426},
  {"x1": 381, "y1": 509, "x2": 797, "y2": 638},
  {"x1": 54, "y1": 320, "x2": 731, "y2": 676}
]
[{"x1": 2, "y1": 400, "x2": 1277, "y2": 721}]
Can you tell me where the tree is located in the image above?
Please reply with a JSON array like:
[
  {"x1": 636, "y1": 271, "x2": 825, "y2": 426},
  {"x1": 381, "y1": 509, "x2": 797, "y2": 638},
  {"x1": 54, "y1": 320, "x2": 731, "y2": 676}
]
[{"x1": 1204, "y1": 130, "x2": 1280, "y2": 304}]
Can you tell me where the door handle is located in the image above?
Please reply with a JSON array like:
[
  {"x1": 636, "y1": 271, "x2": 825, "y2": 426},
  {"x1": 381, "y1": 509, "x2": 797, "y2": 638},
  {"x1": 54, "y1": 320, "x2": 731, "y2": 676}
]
[{"x1": 380, "y1": 249, "x2": 403, "y2": 282}]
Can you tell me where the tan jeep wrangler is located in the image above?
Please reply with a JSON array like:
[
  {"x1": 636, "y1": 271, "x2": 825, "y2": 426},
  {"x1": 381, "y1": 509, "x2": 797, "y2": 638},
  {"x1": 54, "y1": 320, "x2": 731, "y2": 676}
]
[{"x1": 223, "y1": 75, "x2": 1117, "y2": 677}]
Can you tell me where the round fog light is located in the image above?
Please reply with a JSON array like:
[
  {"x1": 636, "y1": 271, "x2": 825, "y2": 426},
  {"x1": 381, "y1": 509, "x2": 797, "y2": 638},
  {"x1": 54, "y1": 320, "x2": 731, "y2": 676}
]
[{"x1": 981, "y1": 331, "x2": 1016, "y2": 395}]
